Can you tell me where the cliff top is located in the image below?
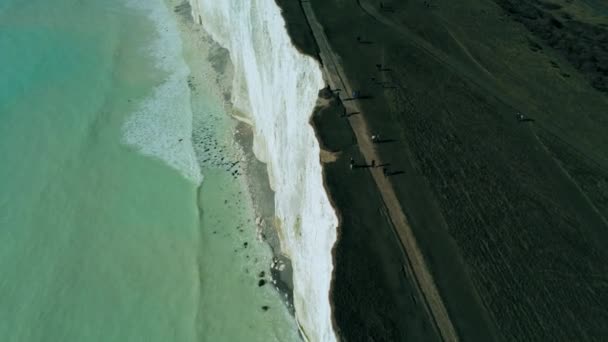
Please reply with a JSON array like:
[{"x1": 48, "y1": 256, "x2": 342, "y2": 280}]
[{"x1": 280, "y1": 0, "x2": 608, "y2": 341}]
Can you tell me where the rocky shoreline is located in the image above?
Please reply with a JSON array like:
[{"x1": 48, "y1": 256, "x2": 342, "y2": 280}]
[
  {"x1": 175, "y1": 0, "x2": 299, "y2": 323},
  {"x1": 233, "y1": 120, "x2": 297, "y2": 316}
]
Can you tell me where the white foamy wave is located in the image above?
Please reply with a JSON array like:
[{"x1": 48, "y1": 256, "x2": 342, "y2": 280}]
[{"x1": 123, "y1": 0, "x2": 202, "y2": 184}]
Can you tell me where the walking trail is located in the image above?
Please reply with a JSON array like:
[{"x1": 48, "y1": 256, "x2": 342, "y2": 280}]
[{"x1": 300, "y1": 2, "x2": 459, "y2": 341}]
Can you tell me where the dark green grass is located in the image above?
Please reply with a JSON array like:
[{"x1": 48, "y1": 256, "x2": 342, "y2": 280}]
[
  {"x1": 280, "y1": 0, "x2": 608, "y2": 340},
  {"x1": 311, "y1": 95, "x2": 441, "y2": 342},
  {"x1": 274, "y1": 0, "x2": 320, "y2": 60}
]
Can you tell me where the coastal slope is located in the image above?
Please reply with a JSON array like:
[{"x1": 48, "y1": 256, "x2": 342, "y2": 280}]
[{"x1": 188, "y1": 1, "x2": 339, "y2": 341}]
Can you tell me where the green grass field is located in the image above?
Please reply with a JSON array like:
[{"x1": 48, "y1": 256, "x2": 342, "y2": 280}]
[{"x1": 278, "y1": 0, "x2": 608, "y2": 340}]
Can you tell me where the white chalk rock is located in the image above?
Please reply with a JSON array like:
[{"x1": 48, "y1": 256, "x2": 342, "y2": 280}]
[{"x1": 188, "y1": 1, "x2": 339, "y2": 341}]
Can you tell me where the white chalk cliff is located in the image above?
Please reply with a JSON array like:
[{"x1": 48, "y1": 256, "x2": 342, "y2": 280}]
[{"x1": 188, "y1": 0, "x2": 338, "y2": 341}]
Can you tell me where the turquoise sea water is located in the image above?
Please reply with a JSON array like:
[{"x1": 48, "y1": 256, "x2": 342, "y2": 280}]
[{"x1": 0, "y1": 0, "x2": 299, "y2": 341}]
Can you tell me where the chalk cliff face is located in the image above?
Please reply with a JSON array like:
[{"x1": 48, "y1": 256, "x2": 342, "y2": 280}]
[{"x1": 188, "y1": 1, "x2": 338, "y2": 341}]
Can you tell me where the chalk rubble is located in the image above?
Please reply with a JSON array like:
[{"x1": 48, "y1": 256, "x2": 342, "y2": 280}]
[{"x1": 188, "y1": 1, "x2": 339, "y2": 341}]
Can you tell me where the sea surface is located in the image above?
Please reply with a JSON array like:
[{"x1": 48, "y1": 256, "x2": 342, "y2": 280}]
[{"x1": 0, "y1": 0, "x2": 299, "y2": 341}]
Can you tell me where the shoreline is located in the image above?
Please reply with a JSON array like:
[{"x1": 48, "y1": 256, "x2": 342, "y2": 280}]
[
  {"x1": 233, "y1": 120, "x2": 297, "y2": 316},
  {"x1": 185, "y1": 1, "x2": 339, "y2": 340},
  {"x1": 173, "y1": 0, "x2": 300, "y2": 322}
]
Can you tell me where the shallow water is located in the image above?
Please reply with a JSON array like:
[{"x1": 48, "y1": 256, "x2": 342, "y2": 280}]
[{"x1": 0, "y1": 0, "x2": 299, "y2": 340}]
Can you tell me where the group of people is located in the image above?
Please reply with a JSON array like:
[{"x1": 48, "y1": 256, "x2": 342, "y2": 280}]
[{"x1": 349, "y1": 133, "x2": 394, "y2": 177}]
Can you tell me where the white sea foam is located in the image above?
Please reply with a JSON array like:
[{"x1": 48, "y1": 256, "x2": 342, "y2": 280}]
[
  {"x1": 123, "y1": 0, "x2": 202, "y2": 184},
  {"x1": 189, "y1": 1, "x2": 339, "y2": 340}
]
